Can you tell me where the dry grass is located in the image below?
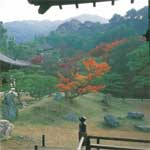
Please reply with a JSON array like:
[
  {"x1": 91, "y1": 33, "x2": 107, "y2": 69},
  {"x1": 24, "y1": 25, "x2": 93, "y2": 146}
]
[
  {"x1": 1, "y1": 124, "x2": 78, "y2": 150},
  {"x1": 0, "y1": 94, "x2": 150, "y2": 150},
  {"x1": 1, "y1": 124, "x2": 150, "y2": 150}
]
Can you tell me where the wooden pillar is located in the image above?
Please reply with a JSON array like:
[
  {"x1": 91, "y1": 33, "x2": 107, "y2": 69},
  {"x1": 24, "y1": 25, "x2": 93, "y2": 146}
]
[
  {"x1": 148, "y1": 0, "x2": 150, "y2": 37},
  {"x1": 144, "y1": 1, "x2": 150, "y2": 42},
  {"x1": 148, "y1": 0, "x2": 150, "y2": 58}
]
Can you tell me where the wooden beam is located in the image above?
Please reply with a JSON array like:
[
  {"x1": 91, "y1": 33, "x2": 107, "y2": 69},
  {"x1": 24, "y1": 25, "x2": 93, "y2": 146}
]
[
  {"x1": 28, "y1": 0, "x2": 137, "y2": 14},
  {"x1": 93, "y1": 1, "x2": 96, "y2": 7},
  {"x1": 38, "y1": 4, "x2": 51, "y2": 14},
  {"x1": 90, "y1": 144, "x2": 145, "y2": 150},
  {"x1": 59, "y1": 4, "x2": 63, "y2": 9},
  {"x1": 88, "y1": 135, "x2": 150, "y2": 143},
  {"x1": 28, "y1": 0, "x2": 112, "y2": 4},
  {"x1": 75, "y1": 3, "x2": 79, "y2": 8}
]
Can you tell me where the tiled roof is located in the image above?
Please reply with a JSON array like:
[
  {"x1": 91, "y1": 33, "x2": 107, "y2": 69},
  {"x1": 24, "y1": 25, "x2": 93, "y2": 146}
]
[{"x1": 0, "y1": 53, "x2": 31, "y2": 67}]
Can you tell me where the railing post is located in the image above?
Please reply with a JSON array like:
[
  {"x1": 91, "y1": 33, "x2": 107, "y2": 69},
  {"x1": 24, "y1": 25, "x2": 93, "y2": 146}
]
[
  {"x1": 42, "y1": 134, "x2": 45, "y2": 147},
  {"x1": 79, "y1": 116, "x2": 87, "y2": 146},
  {"x1": 34, "y1": 145, "x2": 38, "y2": 150},
  {"x1": 85, "y1": 136, "x2": 91, "y2": 150},
  {"x1": 79, "y1": 116, "x2": 87, "y2": 141},
  {"x1": 97, "y1": 138, "x2": 100, "y2": 150}
]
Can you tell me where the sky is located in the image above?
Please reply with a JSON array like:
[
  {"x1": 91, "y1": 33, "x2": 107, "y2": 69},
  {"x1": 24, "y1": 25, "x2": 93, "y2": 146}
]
[{"x1": 0, "y1": 0, "x2": 148, "y2": 22}]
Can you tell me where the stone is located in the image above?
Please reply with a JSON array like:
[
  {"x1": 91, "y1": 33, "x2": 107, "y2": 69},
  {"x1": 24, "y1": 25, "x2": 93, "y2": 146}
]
[
  {"x1": 101, "y1": 94, "x2": 112, "y2": 106},
  {"x1": 127, "y1": 112, "x2": 144, "y2": 119},
  {"x1": 104, "y1": 115, "x2": 119, "y2": 128},
  {"x1": 21, "y1": 101, "x2": 28, "y2": 108},
  {"x1": 0, "y1": 92, "x2": 4, "y2": 98},
  {"x1": 63, "y1": 113, "x2": 78, "y2": 122},
  {"x1": 0, "y1": 120, "x2": 14, "y2": 140},
  {"x1": 134, "y1": 125, "x2": 150, "y2": 132},
  {"x1": 1, "y1": 93, "x2": 18, "y2": 121},
  {"x1": 53, "y1": 92, "x2": 64, "y2": 101}
]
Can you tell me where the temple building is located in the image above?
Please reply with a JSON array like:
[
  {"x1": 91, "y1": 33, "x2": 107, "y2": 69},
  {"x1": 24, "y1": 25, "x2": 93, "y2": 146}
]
[{"x1": 0, "y1": 52, "x2": 31, "y2": 88}]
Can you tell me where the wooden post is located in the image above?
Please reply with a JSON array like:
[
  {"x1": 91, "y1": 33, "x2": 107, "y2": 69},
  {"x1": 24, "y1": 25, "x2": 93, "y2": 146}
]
[
  {"x1": 85, "y1": 136, "x2": 91, "y2": 150},
  {"x1": 75, "y1": 3, "x2": 79, "y2": 8},
  {"x1": 79, "y1": 116, "x2": 87, "y2": 142},
  {"x1": 111, "y1": 0, "x2": 115, "y2": 5},
  {"x1": 42, "y1": 134, "x2": 45, "y2": 147},
  {"x1": 93, "y1": 1, "x2": 96, "y2": 7},
  {"x1": 59, "y1": 4, "x2": 62, "y2": 9},
  {"x1": 97, "y1": 138, "x2": 100, "y2": 150},
  {"x1": 34, "y1": 145, "x2": 38, "y2": 150},
  {"x1": 148, "y1": 0, "x2": 150, "y2": 42}
]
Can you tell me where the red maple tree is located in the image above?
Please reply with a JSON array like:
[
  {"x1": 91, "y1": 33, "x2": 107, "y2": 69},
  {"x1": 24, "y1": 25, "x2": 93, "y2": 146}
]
[
  {"x1": 57, "y1": 58, "x2": 110, "y2": 100},
  {"x1": 89, "y1": 39, "x2": 127, "y2": 60}
]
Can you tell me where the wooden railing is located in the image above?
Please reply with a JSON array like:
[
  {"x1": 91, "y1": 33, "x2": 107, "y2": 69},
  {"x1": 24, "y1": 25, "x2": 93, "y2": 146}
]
[
  {"x1": 77, "y1": 117, "x2": 150, "y2": 150},
  {"x1": 77, "y1": 136, "x2": 85, "y2": 150}
]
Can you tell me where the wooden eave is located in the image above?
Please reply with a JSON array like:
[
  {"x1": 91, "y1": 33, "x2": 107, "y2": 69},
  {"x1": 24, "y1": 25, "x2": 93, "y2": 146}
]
[{"x1": 28, "y1": 0, "x2": 135, "y2": 14}]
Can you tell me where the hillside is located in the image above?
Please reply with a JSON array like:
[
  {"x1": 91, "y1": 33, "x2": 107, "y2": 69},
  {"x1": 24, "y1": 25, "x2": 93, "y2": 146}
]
[
  {"x1": 4, "y1": 20, "x2": 62, "y2": 43},
  {"x1": 68, "y1": 14, "x2": 108, "y2": 23},
  {"x1": 4, "y1": 14, "x2": 108, "y2": 44},
  {"x1": 3, "y1": 7, "x2": 147, "y2": 47},
  {"x1": 42, "y1": 7, "x2": 148, "y2": 53},
  {"x1": 16, "y1": 93, "x2": 150, "y2": 127},
  {"x1": 1, "y1": 93, "x2": 150, "y2": 150}
]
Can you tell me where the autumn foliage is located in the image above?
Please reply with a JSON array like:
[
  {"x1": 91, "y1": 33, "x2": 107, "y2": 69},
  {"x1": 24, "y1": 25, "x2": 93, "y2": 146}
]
[
  {"x1": 89, "y1": 39, "x2": 127, "y2": 60},
  {"x1": 31, "y1": 54, "x2": 44, "y2": 64},
  {"x1": 57, "y1": 58, "x2": 110, "y2": 99}
]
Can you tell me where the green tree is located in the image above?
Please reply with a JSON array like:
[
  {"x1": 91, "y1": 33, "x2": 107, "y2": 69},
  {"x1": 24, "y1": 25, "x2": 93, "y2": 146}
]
[
  {"x1": 102, "y1": 73, "x2": 126, "y2": 97},
  {"x1": 1, "y1": 70, "x2": 58, "y2": 100},
  {"x1": 0, "y1": 22, "x2": 7, "y2": 51},
  {"x1": 127, "y1": 43, "x2": 150, "y2": 98}
]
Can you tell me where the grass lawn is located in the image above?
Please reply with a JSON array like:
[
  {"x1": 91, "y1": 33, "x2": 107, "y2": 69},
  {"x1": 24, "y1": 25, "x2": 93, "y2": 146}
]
[{"x1": 0, "y1": 93, "x2": 150, "y2": 150}]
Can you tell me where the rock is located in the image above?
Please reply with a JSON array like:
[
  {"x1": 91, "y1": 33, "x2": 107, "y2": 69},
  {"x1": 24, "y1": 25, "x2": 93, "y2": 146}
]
[
  {"x1": 104, "y1": 115, "x2": 119, "y2": 128},
  {"x1": 0, "y1": 92, "x2": 4, "y2": 98},
  {"x1": 53, "y1": 92, "x2": 64, "y2": 101},
  {"x1": 63, "y1": 113, "x2": 78, "y2": 122},
  {"x1": 0, "y1": 120, "x2": 14, "y2": 140},
  {"x1": 127, "y1": 112, "x2": 144, "y2": 119},
  {"x1": 101, "y1": 94, "x2": 112, "y2": 106},
  {"x1": 134, "y1": 125, "x2": 150, "y2": 132},
  {"x1": 21, "y1": 101, "x2": 28, "y2": 108},
  {"x1": 1, "y1": 93, "x2": 18, "y2": 121}
]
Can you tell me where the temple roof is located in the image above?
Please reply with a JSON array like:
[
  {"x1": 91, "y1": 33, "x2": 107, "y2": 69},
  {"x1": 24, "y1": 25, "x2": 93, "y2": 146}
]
[
  {"x1": 0, "y1": 53, "x2": 31, "y2": 67},
  {"x1": 28, "y1": 0, "x2": 135, "y2": 14}
]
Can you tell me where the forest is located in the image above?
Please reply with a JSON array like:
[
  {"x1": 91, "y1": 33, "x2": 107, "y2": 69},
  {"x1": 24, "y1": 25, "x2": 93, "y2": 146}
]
[{"x1": 0, "y1": 6, "x2": 149, "y2": 100}]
